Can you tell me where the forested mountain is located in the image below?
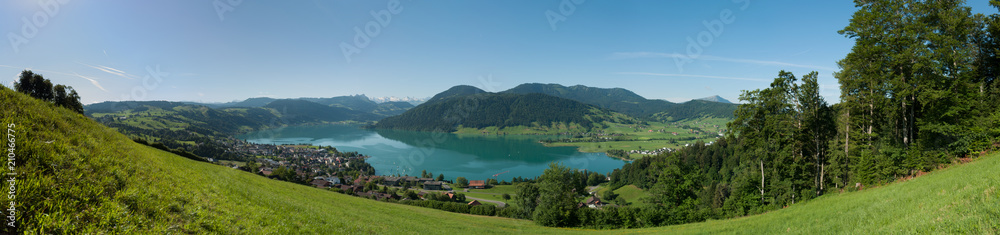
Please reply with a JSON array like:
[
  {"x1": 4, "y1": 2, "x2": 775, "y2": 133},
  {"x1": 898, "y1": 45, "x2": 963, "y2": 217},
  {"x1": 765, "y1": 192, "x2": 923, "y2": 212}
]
[
  {"x1": 300, "y1": 94, "x2": 379, "y2": 112},
  {"x1": 374, "y1": 92, "x2": 622, "y2": 132},
  {"x1": 191, "y1": 95, "x2": 415, "y2": 117},
  {"x1": 192, "y1": 97, "x2": 278, "y2": 108},
  {"x1": 502, "y1": 83, "x2": 736, "y2": 120},
  {"x1": 648, "y1": 100, "x2": 741, "y2": 122},
  {"x1": 377, "y1": 83, "x2": 736, "y2": 132},
  {"x1": 263, "y1": 99, "x2": 381, "y2": 124},
  {"x1": 374, "y1": 101, "x2": 414, "y2": 116},
  {"x1": 424, "y1": 85, "x2": 488, "y2": 104},
  {"x1": 503, "y1": 83, "x2": 649, "y2": 105},
  {"x1": 502, "y1": 83, "x2": 669, "y2": 117}
]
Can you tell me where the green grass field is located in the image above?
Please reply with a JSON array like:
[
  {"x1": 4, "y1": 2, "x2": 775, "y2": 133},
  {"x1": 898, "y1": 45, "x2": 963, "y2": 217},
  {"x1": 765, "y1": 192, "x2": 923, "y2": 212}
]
[
  {"x1": 614, "y1": 185, "x2": 652, "y2": 207},
  {"x1": 593, "y1": 184, "x2": 653, "y2": 207},
  {"x1": 464, "y1": 185, "x2": 518, "y2": 206},
  {"x1": 4, "y1": 88, "x2": 998, "y2": 233},
  {"x1": 545, "y1": 117, "x2": 730, "y2": 159}
]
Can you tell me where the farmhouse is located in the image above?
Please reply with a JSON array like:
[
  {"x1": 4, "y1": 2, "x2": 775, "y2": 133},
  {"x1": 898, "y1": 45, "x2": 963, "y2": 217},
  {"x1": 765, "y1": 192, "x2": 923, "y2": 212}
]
[
  {"x1": 383, "y1": 176, "x2": 401, "y2": 186},
  {"x1": 384, "y1": 176, "x2": 419, "y2": 186},
  {"x1": 468, "y1": 180, "x2": 486, "y2": 189},
  {"x1": 584, "y1": 196, "x2": 604, "y2": 208},
  {"x1": 423, "y1": 181, "x2": 444, "y2": 190}
]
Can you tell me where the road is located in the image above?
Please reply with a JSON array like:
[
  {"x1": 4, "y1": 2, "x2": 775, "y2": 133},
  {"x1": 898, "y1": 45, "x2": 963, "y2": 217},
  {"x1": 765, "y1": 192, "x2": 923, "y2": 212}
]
[{"x1": 463, "y1": 195, "x2": 506, "y2": 207}]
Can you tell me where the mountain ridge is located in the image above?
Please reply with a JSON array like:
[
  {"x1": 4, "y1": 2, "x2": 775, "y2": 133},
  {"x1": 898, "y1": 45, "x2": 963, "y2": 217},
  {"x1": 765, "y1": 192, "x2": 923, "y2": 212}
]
[
  {"x1": 424, "y1": 85, "x2": 488, "y2": 104},
  {"x1": 695, "y1": 95, "x2": 732, "y2": 104},
  {"x1": 375, "y1": 83, "x2": 737, "y2": 132},
  {"x1": 500, "y1": 83, "x2": 735, "y2": 119},
  {"x1": 374, "y1": 92, "x2": 626, "y2": 132},
  {"x1": 263, "y1": 99, "x2": 381, "y2": 124}
]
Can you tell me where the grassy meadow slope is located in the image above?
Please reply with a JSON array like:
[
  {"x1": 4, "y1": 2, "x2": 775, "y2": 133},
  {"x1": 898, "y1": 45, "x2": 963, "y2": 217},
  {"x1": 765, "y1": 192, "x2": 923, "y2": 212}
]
[
  {"x1": 626, "y1": 154, "x2": 1000, "y2": 234},
  {"x1": 0, "y1": 88, "x2": 569, "y2": 234},
  {"x1": 2, "y1": 87, "x2": 997, "y2": 234}
]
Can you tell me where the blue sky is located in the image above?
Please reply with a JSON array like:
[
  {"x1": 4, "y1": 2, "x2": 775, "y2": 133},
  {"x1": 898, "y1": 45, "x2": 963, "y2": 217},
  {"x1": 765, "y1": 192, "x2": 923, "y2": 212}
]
[{"x1": 2, "y1": 0, "x2": 997, "y2": 104}]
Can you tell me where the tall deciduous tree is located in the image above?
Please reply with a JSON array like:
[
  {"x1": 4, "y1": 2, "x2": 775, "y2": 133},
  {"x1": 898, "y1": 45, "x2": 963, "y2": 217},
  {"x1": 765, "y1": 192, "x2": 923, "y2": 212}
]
[
  {"x1": 729, "y1": 70, "x2": 799, "y2": 206},
  {"x1": 514, "y1": 182, "x2": 540, "y2": 219},
  {"x1": 837, "y1": 0, "x2": 984, "y2": 184},
  {"x1": 533, "y1": 163, "x2": 578, "y2": 227},
  {"x1": 729, "y1": 70, "x2": 835, "y2": 205}
]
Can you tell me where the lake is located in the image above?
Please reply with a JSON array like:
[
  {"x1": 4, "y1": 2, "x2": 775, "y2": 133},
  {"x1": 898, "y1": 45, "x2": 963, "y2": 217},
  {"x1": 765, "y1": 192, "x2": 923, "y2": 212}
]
[{"x1": 237, "y1": 124, "x2": 627, "y2": 182}]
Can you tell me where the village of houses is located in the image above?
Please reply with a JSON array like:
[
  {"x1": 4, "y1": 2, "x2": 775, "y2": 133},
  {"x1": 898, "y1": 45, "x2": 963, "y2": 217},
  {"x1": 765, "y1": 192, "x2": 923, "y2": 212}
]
[{"x1": 214, "y1": 138, "x2": 612, "y2": 209}]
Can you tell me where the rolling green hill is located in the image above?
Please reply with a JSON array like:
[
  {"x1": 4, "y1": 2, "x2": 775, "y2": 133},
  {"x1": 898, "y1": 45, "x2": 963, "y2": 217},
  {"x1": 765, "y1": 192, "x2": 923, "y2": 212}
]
[
  {"x1": 86, "y1": 101, "x2": 278, "y2": 136},
  {"x1": 84, "y1": 98, "x2": 386, "y2": 162},
  {"x1": 85, "y1": 101, "x2": 281, "y2": 161},
  {"x1": 86, "y1": 100, "x2": 296, "y2": 160},
  {"x1": 3, "y1": 82, "x2": 998, "y2": 233}
]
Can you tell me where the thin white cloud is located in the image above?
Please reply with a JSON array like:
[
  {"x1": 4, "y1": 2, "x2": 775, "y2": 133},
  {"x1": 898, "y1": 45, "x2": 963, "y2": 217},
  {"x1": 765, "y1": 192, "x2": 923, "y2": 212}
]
[
  {"x1": 617, "y1": 72, "x2": 768, "y2": 82},
  {"x1": 77, "y1": 62, "x2": 138, "y2": 79},
  {"x1": 1, "y1": 64, "x2": 108, "y2": 91},
  {"x1": 72, "y1": 72, "x2": 106, "y2": 91},
  {"x1": 610, "y1": 52, "x2": 837, "y2": 71}
]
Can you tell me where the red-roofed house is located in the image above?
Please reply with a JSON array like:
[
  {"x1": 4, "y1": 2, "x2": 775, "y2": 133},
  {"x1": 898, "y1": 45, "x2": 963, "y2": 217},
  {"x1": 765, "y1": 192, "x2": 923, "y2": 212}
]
[{"x1": 468, "y1": 180, "x2": 486, "y2": 189}]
